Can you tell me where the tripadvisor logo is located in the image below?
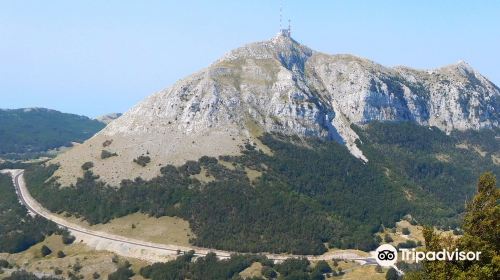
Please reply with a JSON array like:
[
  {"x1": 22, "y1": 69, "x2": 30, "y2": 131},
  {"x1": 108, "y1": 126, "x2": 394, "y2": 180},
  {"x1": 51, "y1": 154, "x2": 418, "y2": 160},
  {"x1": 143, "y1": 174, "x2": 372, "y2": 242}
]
[
  {"x1": 375, "y1": 244, "x2": 398, "y2": 267},
  {"x1": 375, "y1": 244, "x2": 481, "y2": 267}
]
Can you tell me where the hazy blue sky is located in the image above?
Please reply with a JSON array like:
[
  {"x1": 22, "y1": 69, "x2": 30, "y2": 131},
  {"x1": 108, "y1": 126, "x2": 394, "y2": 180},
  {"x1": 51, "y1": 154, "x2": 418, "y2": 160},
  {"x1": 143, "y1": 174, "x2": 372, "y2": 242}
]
[{"x1": 1, "y1": 0, "x2": 499, "y2": 117}]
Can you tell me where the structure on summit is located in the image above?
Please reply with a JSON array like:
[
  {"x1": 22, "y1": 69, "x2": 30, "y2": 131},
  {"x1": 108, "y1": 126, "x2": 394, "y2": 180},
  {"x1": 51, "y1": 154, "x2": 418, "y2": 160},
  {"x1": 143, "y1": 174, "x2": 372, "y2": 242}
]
[{"x1": 279, "y1": 1, "x2": 291, "y2": 37}]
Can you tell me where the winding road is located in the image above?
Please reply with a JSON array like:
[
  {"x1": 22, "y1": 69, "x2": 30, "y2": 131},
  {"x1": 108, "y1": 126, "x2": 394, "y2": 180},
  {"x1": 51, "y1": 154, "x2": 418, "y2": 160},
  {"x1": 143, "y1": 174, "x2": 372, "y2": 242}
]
[{"x1": 3, "y1": 169, "x2": 377, "y2": 264}]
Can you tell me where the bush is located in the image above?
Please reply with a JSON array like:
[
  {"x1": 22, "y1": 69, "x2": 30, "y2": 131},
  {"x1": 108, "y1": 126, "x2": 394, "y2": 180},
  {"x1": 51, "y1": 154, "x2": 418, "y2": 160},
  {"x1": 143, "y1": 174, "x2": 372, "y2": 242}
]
[
  {"x1": 101, "y1": 150, "x2": 117, "y2": 159},
  {"x1": 57, "y1": 251, "x2": 65, "y2": 258},
  {"x1": 314, "y1": 260, "x2": 332, "y2": 274},
  {"x1": 73, "y1": 262, "x2": 82, "y2": 273},
  {"x1": 179, "y1": 160, "x2": 201, "y2": 175},
  {"x1": 41, "y1": 245, "x2": 52, "y2": 257},
  {"x1": 5, "y1": 270, "x2": 61, "y2": 280},
  {"x1": 133, "y1": 155, "x2": 151, "y2": 167},
  {"x1": 62, "y1": 233, "x2": 76, "y2": 245},
  {"x1": 384, "y1": 234, "x2": 394, "y2": 243},
  {"x1": 102, "y1": 140, "x2": 113, "y2": 147},
  {"x1": 262, "y1": 266, "x2": 277, "y2": 278},
  {"x1": 401, "y1": 228, "x2": 410, "y2": 235},
  {"x1": 81, "y1": 161, "x2": 94, "y2": 170},
  {"x1": 108, "y1": 266, "x2": 134, "y2": 280},
  {"x1": 0, "y1": 260, "x2": 9, "y2": 268},
  {"x1": 397, "y1": 240, "x2": 418, "y2": 249},
  {"x1": 92, "y1": 272, "x2": 100, "y2": 279},
  {"x1": 386, "y1": 267, "x2": 400, "y2": 280}
]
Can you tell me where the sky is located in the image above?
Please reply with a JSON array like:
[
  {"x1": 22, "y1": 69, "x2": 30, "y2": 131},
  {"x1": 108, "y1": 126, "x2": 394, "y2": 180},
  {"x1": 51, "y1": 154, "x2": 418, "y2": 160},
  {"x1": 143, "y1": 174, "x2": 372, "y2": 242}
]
[{"x1": 1, "y1": 0, "x2": 499, "y2": 117}]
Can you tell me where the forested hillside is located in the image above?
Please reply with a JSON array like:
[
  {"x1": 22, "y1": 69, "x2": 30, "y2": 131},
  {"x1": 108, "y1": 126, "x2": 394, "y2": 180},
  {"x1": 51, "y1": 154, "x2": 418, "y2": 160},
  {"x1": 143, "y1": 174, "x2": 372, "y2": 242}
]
[
  {"x1": 24, "y1": 123, "x2": 499, "y2": 255},
  {"x1": 0, "y1": 108, "x2": 105, "y2": 159},
  {"x1": 356, "y1": 122, "x2": 500, "y2": 227},
  {"x1": 0, "y1": 173, "x2": 58, "y2": 253}
]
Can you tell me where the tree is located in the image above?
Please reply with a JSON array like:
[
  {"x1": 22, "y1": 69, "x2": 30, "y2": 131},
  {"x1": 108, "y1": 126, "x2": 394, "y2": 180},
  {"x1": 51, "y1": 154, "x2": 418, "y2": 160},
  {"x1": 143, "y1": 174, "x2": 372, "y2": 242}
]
[
  {"x1": 62, "y1": 233, "x2": 76, "y2": 245},
  {"x1": 309, "y1": 270, "x2": 325, "y2": 280},
  {"x1": 0, "y1": 260, "x2": 9, "y2": 268},
  {"x1": 313, "y1": 260, "x2": 332, "y2": 274},
  {"x1": 384, "y1": 234, "x2": 394, "y2": 243},
  {"x1": 385, "y1": 267, "x2": 399, "y2": 280},
  {"x1": 407, "y1": 173, "x2": 499, "y2": 279},
  {"x1": 456, "y1": 172, "x2": 499, "y2": 279},
  {"x1": 261, "y1": 266, "x2": 277, "y2": 279},
  {"x1": 133, "y1": 156, "x2": 151, "y2": 167},
  {"x1": 101, "y1": 150, "x2": 117, "y2": 159},
  {"x1": 81, "y1": 161, "x2": 94, "y2": 170},
  {"x1": 108, "y1": 266, "x2": 134, "y2": 280},
  {"x1": 40, "y1": 245, "x2": 52, "y2": 257}
]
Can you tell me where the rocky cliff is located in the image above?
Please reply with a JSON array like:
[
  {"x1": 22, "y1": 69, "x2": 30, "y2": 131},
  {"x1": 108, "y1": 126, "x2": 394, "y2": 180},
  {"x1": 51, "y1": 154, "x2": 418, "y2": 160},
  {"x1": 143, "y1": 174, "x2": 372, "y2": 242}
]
[{"x1": 51, "y1": 33, "x2": 499, "y2": 185}]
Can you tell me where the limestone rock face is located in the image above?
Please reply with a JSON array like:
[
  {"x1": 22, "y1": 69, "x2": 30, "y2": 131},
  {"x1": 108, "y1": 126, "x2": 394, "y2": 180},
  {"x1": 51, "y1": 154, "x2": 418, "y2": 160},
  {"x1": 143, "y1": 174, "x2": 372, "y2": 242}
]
[
  {"x1": 95, "y1": 113, "x2": 122, "y2": 125},
  {"x1": 52, "y1": 34, "x2": 499, "y2": 185}
]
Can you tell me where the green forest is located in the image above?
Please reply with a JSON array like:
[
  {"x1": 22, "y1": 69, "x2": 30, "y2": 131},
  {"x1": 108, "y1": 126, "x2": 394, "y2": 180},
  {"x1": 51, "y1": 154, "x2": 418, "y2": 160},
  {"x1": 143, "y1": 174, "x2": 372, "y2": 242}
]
[
  {"x1": 0, "y1": 108, "x2": 104, "y2": 159},
  {"x1": 0, "y1": 173, "x2": 58, "y2": 253},
  {"x1": 140, "y1": 251, "x2": 333, "y2": 280},
  {"x1": 23, "y1": 122, "x2": 499, "y2": 255}
]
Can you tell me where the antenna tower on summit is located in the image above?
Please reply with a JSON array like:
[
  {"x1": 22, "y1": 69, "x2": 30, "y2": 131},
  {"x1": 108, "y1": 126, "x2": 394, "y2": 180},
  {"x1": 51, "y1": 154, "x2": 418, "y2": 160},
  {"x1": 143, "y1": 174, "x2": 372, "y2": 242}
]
[{"x1": 279, "y1": 0, "x2": 291, "y2": 37}]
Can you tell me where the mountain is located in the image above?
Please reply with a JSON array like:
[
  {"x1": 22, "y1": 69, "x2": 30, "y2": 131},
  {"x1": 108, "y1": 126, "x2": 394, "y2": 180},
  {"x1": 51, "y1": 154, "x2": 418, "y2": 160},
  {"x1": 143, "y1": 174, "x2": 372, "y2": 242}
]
[
  {"x1": 51, "y1": 33, "x2": 499, "y2": 186},
  {"x1": 95, "y1": 113, "x2": 122, "y2": 124},
  {"x1": 28, "y1": 33, "x2": 499, "y2": 255},
  {"x1": 0, "y1": 108, "x2": 105, "y2": 159}
]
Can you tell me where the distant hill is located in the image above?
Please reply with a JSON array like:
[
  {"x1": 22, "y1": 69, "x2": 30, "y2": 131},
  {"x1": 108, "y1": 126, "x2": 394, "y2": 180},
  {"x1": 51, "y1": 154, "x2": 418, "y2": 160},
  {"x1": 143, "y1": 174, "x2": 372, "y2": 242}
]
[
  {"x1": 0, "y1": 108, "x2": 105, "y2": 158},
  {"x1": 95, "y1": 113, "x2": 122, "y2": 124}
]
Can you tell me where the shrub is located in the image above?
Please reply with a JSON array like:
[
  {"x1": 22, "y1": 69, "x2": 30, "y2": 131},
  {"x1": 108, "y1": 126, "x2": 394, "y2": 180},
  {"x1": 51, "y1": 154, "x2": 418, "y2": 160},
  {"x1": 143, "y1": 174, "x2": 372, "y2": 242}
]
[
  {"x1": 73, "y1": 262, "x2": 82, "y2": 273},
  {"x1": 81, "y1": 161, "x2": 94, "y2": 170},
  {"x1": 57, "y1": 251, "x2": 66, "y2": 258},
  {"x1": 62, "y1": 233, "x2": 76, "y2": 245},
  {"x1": 386, "y1": 267, "x2": 400, "y2": 280},
  {"x1": 384, "y1": 234, "x2": 394, "y2": 243},
  {"x1": 41, "y1": 245, "x2": 52, "y2": 257},
  {"x1": 401, "y1": 227, "x2": 410, "y2": 235},
  {"x1": 262, "y1": 266, "x2": 277, "y2": 278},
  {"x1": 101, "y1": 150, "x2": 117, "y2": 159},
  {"x1": 102, "y1": 139, "x2": 113, "y2": 147},
  {"x1": 108, "y1": 266, "x2": 134, "y2": 280},
  {"x1": 314, "y1": 260, "x2": 332, "y2": 274},
  {"x1": 133, "y1": 155, "x2": 151, "y2": 167},
  {"x1": 92, "y1": 272, "x2": 100, "y2": 279},
  {"x1": 179, "y1": 160, "x2": 201, "y2": 175},
  {"x1": 397, "y1": 240, "x2": 418, "y2": 249}
]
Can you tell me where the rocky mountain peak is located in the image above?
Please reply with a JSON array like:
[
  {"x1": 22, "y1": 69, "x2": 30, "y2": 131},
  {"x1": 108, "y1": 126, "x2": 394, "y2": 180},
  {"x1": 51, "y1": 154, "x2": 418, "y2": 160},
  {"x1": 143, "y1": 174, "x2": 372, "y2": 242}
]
[
  {"x1": 52, "y1": 36, "x2": 499, "y2": 185},
  {"x1": 219, "y1": 33, "x2": 313, "y2": 72}
]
